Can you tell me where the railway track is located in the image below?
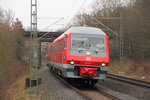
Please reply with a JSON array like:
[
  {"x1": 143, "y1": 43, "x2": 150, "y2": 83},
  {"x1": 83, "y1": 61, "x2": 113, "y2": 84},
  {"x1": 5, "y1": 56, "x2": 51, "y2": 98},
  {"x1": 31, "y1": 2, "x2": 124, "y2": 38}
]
[
  {"x1": 78, "y1": 86, "x2": 122, "y2": 100},
  {"x1": 107, "y1": 74, "x2": 150, "y2": 88},
  {"x1": 52, "y1": 71, "x2": 121, "y2": 100}
]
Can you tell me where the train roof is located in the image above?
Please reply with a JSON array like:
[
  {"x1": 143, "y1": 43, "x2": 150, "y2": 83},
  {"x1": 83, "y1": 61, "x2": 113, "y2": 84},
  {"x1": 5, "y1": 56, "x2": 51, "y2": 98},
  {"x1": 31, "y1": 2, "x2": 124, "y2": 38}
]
[
  {"x1": 53, "y1": 26, "x2": 106, "y2": 43},
  {"x1": 69, "y1": 26, "x2": 106, "y2": 35}
]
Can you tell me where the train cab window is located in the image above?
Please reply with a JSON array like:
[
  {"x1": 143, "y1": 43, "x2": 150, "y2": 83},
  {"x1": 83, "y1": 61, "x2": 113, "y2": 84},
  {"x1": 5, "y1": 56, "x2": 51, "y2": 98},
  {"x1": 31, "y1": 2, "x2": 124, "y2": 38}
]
[
  {"x1": 71, "y1": 37, "x2": 87, "y2": 49},
  {"x1": 71, "y1": 36, "x2": 105, "y2": 51}
]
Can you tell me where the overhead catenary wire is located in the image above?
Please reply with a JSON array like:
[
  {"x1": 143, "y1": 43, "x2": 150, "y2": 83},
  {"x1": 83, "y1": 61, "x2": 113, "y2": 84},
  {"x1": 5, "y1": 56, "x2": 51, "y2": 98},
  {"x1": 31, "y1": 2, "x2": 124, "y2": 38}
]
[
  {"x1": 37, "y1": 17, "x2": 63, "y2": 19},
  {"x1": 64, "y1": 0, "x2": 88, "y2": 26},
  {"x1": 76, "y1": 0, "x2": 88, "y2": 14},
  {"x1": 65, "y1": 0, "x2": 78, "y2": 18},
  {"x1": 39, "y1": 0, "x2": 88, "y2": 40},
  {"x1": 38, "y1": 18, "x2": 64, "y2": 40},
  {"x1": 40, "y1": 17, "x2": 64, "y2": 31},
  {"x1": 62, "y1": 0, "x2": 78, "y2": 27},
  {"x1": 93, "y1": 17, "x2": 119, "y2": 37}
]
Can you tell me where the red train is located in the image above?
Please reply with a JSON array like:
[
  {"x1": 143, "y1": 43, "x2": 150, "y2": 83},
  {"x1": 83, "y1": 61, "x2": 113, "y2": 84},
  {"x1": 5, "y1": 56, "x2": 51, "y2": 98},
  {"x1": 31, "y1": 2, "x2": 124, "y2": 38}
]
[{"x1": 47, "y1": 26, "x2": 110, "y2": 86}]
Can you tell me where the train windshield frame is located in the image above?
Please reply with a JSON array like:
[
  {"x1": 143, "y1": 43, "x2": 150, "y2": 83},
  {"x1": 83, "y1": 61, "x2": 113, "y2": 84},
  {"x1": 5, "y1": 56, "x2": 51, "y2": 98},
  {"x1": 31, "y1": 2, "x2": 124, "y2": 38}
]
[{"x1": 71, "y1": 35, "x2": 106, "y2": 51}]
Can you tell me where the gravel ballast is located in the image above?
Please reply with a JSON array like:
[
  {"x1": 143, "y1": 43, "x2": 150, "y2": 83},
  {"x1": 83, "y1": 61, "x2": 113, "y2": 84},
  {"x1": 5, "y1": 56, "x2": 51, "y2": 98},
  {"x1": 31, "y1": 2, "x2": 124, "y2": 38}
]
[
  {"x1": 98, "y1": 78, "x2": 150, "y2": 100},
  {"x1": 39, "y1": 66, "x2": 86, "y2": 100}
]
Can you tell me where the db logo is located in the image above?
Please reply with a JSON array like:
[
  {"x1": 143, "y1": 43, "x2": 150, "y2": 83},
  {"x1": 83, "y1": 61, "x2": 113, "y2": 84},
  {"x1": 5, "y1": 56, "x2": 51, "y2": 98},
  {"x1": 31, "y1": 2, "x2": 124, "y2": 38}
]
[{"x1": 86, "y1": 57, "x2": 91, "y2": 61}]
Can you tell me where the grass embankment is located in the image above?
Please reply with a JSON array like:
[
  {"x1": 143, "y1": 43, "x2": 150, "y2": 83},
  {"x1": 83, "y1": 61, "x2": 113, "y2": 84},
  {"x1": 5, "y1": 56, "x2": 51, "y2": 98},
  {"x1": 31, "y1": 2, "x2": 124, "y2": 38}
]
[
  {"x1": 109, "y1": 59, "x2": 150, "y2": 82},
  {"x1": 6, "y1": 73, "x2": 29, "y2": 100},
  {"x1": 6, "y1": 40, "x2": 42, "y2": 100},
  {"x1": 5, "y1": 40, "x2": 30, "y2": 100}
]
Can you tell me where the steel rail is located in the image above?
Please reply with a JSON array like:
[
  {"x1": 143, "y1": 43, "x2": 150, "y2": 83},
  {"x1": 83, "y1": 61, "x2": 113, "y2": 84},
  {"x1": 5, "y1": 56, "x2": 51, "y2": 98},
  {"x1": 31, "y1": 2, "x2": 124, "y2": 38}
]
[
  {"x1": 51, "y1": 71, "x2": 92, "y2": 100},
  {"x1": 51, "y1": 70, "x2": 121, "y2": 100},
  {"x1": 107, "y1": 74, "x2": 150, "y2": 88},
  {"x1": 94, "y1": 86, "x2": 122, "y2": 100}
]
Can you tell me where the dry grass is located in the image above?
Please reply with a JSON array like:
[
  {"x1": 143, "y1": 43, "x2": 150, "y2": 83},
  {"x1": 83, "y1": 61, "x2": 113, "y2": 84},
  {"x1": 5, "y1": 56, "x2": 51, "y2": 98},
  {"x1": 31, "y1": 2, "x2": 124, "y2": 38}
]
[
  {"x1": 6, "y1": 72, "x2": 29, "y2": 100},
  {"x1": 109, "y1": 59, "x2": 150, "y2": 82},
  {"x1": 0, "y1": 8, "x2": 29, "y2": 100},
  {"x1": 4, "y1": 39, "x2": 31, "y2": 100}
]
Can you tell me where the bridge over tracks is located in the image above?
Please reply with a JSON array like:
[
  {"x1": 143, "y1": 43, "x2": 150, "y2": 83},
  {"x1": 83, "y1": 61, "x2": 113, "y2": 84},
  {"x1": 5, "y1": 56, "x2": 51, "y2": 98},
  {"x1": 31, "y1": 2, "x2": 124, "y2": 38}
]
[{"x1": 24, "y1": 31, "x2": 64, "y2": 42}]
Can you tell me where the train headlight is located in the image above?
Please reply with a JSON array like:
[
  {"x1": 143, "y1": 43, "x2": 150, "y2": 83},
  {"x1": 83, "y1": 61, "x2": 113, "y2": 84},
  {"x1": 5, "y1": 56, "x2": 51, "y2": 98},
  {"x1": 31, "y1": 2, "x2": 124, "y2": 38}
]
[
  {"x1": 101, "y1": 63, "x2": 106, "y2": 66},
  {"x1": 86, "y1": 51, "x2": 91, "y2": 55},
  {"x1": 70, "y1": 61, "x2": 74, "y2": 65}
]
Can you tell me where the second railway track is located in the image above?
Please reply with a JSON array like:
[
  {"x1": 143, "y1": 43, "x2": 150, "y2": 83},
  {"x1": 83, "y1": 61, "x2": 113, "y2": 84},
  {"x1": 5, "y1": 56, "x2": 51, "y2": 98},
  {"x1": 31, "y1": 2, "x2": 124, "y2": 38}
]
[{"x1": 107, "y1": 74, "x2": 150, "y2": 88}]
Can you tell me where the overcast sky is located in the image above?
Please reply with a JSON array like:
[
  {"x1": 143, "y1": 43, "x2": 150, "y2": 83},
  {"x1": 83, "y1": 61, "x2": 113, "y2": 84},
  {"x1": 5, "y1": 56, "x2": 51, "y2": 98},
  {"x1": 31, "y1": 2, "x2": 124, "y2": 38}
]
[{"x1": 0, "y1": 0, "x2": 93, "y2": 31}]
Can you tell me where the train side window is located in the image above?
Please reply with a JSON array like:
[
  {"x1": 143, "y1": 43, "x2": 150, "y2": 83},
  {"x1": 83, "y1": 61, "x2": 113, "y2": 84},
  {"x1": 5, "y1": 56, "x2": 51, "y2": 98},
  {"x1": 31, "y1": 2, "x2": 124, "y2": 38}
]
[
  {"x1": 60, "y1": 41, "x2": 63, "y2": 51},
  {"x1": 64, "y1": 34, "x2": 67, "y2": 49},
  {"x1": 63, "y1": 39, "x2": 65, "y2": 49},
  {"x1": 62, "y1": 40, "x2": 64, "y2": 50}
]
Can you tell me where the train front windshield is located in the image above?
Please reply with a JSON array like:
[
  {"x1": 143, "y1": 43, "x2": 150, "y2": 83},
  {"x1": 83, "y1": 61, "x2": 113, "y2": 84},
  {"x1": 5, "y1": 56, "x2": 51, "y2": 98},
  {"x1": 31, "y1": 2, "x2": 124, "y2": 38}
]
[{"x1": 71, "y1": 36, "x2": 105, "y2": 51}]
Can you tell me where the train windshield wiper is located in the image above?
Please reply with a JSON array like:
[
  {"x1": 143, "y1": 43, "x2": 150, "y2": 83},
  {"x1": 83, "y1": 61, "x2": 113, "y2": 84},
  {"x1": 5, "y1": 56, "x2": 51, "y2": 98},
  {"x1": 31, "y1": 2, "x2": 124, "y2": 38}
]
[
  {"x1": 72, "y1": 41, "x2": 84, "y2": 46},
  {"x1": 78, "y1": 41, "x2": 89, "y2": 53},
  {"x1": 79, "y1": 42, "x2": 93, "y2": 53},
  {"x1": 93, "y1": 49, "x2": 98, "y2": 54}
]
